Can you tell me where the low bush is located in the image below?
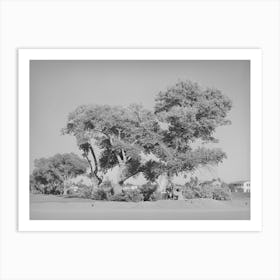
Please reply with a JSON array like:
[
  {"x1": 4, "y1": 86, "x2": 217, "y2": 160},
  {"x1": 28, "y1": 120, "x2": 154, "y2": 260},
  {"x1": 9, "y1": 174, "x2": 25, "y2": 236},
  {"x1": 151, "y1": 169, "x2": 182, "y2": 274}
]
[
  {"x1": 195, "y1": 184, "x2": 214, "y2": 199},
  {"x1": 91, "y1": 188, "x2": 109, "y2": 200},
  {"x1": 182, "y1": 179, "x2": 231, "y2": 201},
  {"x1": 126, "y1": 189, "x2": 144, "y2": 202},
  {"x1": 79, "y1": 185, "x2": 92, "y2": 198},
  {"x1": 150, "y1": 191, "x2": 162, "y2": 201},
  {"x1": 139, "y1": 183, "x2": 159, "y2": 201},
  {"x1": 37, "y1": 183, "x2": 63, "y2": 195},
  {"x1": 182, "y1": 184, "x2": 212, "y2": 199},
  {"x1": 109, "y1": 189, "x2": 144, "y2": 202},
  {"x1": 30, "y1": 183, "x2": 45, "y2": 194},
  {"x1": 90, "y1": 181, "x2": 113, "y2": 200},
  {"x1": 182, "y1": 187, "x2": 196, "y2": 199},
  {"x1": 212, "y1": 186, "x2": 231, "y2": 200},
  {"x1": 64, "y1": 181, "x2": 92, "y2": 198},
  {"x1": 109, "y1": 192, "x2": 128, "y2": 202}
]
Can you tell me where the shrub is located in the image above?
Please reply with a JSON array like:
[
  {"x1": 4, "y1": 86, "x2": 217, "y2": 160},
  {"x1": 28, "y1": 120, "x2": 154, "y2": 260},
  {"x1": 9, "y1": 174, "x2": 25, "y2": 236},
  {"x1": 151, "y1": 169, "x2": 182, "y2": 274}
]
[
  {"x1": 182, "y1": 184, "x2": 212, "y2": 199},
  {"x1": 195, "y1": 184, "x2": 213, "y2": 199},
  {"x1": 109, "y1": 192, "x2": 128, "y2": 202},
  {"x1": 91, "y1": 189, "x2": 109, "y2": 200},
  {"x1": 62, "y1": 182, "x2": 91, "y2": 198},
  {"x1": 182, "y1": 179, "x2": 231, "y2": 200},
  {"x1": 212, "y1": 187, "x2": 231, "y2": 200},
  {"x1": 182, "y1": 187, "x2": 196, "y2": 199},
  {"x1": 78, "y1": 185, "x2": 92, "y2": 198},
  {"x1": 150, "y1": 191, "x2": 162, "y2": 201},
  {"x1": 126, "y1": 189, "x2": 144, "y2": 202},
  {"x1": 139, "y1": 183, "x2": 158, "y2": 201},
  {"x1": 39, "y1": 183, "x2": 63, "y2": 195},
  {"x1": 83, "y1": 181, "x2": 114, "y2": 200},
  {"x1": 30, "y1": 182, "x2": 45, "y2": 194},
  {"x1": 109, "y1": 189, "x2": 144, "y2": 202}
]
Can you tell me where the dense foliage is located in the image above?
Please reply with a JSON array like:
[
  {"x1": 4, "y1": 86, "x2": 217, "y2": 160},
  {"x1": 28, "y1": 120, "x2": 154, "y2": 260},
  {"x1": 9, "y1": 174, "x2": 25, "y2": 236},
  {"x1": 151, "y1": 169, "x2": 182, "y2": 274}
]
[
  {"x1": 30, "y1": 153, "x2": 88, "y2": 194},
  {"x1": 71, "y1": 179, "x2": 231, "y2": 202},
  {"x1": 152, "y1": 81, "x2": 232, "y2": 175},
  {"x1": 182, "y1": 178, "x2": 231, "y2": 200},
  {"x1": 61, "y1": 80, "x2": 232, "y2": 197}
]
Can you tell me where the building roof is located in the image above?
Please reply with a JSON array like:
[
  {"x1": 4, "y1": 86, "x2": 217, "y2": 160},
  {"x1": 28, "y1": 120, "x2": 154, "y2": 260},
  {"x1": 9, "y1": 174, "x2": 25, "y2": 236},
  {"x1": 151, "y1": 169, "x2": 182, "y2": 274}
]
[{"x1": 229, "y1": 180, "x2": 250, "y2": 185}]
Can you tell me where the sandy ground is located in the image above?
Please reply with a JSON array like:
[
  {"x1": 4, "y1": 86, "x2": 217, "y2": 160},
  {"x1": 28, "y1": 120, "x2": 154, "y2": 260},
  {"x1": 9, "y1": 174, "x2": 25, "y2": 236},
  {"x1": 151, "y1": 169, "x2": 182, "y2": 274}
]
[{"x1": 30, "y1": 193, "x2": 250, "y2": 220}]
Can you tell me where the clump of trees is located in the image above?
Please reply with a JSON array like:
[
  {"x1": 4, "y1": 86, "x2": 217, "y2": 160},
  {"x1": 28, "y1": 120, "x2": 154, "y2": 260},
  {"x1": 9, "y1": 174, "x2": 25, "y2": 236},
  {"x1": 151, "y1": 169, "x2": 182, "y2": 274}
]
[
  {"x1": 30, "y1": 153, "x2": 88, "y2": 195},
  {"x1": 31, "y1": 80, "x2": 233, "y2": 201}
]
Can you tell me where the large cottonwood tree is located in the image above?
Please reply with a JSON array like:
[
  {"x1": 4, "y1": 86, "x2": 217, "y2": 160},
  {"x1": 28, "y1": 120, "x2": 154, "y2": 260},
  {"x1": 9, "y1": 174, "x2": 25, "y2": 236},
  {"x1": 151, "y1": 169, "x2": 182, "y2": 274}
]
[{"x1": 62, "y1": 80, "x2": 232, "y2": 195}]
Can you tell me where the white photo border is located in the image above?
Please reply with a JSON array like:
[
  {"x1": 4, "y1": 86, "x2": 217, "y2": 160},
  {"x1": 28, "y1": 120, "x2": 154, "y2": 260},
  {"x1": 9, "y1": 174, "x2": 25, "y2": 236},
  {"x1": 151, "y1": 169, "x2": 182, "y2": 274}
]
[{"x1": 18, "y1": 48, "x2": 262, "y2": 232}]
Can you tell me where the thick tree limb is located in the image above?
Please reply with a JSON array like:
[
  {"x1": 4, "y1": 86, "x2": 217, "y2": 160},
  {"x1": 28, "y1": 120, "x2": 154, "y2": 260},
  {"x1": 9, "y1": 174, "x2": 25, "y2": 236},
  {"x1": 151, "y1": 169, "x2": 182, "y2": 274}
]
[{"x1": 118, "y1": 168, "x2": 142, "y2": 185}]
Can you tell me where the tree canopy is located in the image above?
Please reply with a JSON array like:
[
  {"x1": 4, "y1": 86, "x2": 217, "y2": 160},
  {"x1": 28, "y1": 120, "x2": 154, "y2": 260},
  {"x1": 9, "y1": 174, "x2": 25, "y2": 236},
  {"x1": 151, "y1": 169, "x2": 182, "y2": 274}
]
[{"x1": 150, "y1": 80, "x2": 232, "y2": 176}]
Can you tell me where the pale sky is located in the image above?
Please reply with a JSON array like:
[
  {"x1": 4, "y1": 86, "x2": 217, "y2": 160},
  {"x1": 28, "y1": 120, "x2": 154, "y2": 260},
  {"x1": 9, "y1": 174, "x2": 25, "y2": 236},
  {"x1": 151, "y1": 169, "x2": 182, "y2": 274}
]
[{"x1": 30, "y1": 60, "x2": 250, "y2": 183}]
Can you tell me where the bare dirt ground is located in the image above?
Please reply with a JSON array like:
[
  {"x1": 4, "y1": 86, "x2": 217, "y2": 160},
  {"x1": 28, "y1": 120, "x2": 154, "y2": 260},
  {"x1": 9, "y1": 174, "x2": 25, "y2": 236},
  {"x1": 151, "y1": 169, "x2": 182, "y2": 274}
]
[{"x1": 30, "y1": 193, "x2": 250, "y2": 220}]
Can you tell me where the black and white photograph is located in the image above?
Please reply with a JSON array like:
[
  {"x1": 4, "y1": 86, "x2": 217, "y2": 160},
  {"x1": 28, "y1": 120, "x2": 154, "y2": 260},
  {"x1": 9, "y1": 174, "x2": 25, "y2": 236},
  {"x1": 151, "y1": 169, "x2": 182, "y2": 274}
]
[
  {"x1": 2, "y1": 1, "x2": 280, "y2": 280},
  {"x1": 28, "y1": 57, "x2": 251, "y2": 220}
]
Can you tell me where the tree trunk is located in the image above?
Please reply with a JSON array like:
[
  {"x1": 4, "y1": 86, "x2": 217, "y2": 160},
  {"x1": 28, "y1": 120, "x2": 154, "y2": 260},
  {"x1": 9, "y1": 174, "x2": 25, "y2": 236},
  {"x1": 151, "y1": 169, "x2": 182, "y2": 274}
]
[
  {"x1": 90, "y1": 173, "x2": 102, "y2": 198},
  {"x1": 157, "y1": 173, "x2": 171, "y2": 193},
  {"x1": 113, "y1": 163, "x2": 127, "y2": 194},
  {"x1": 63, "y1": 178, "x2": 69, "y2": 195},
  {"x1": 81, "y1": 143, "x2": 103, "y2": 198},
  {"x1": 63, "y1": 185, "x2": 68, "y2": 195}
]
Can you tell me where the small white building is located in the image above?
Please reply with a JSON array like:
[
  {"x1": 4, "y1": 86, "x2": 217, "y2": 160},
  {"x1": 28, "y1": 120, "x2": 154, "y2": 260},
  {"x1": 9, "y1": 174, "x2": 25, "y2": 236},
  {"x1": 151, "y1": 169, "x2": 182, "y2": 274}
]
[{"x1": 229, "y1": 180, "x2": 250, "y2": 193}]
